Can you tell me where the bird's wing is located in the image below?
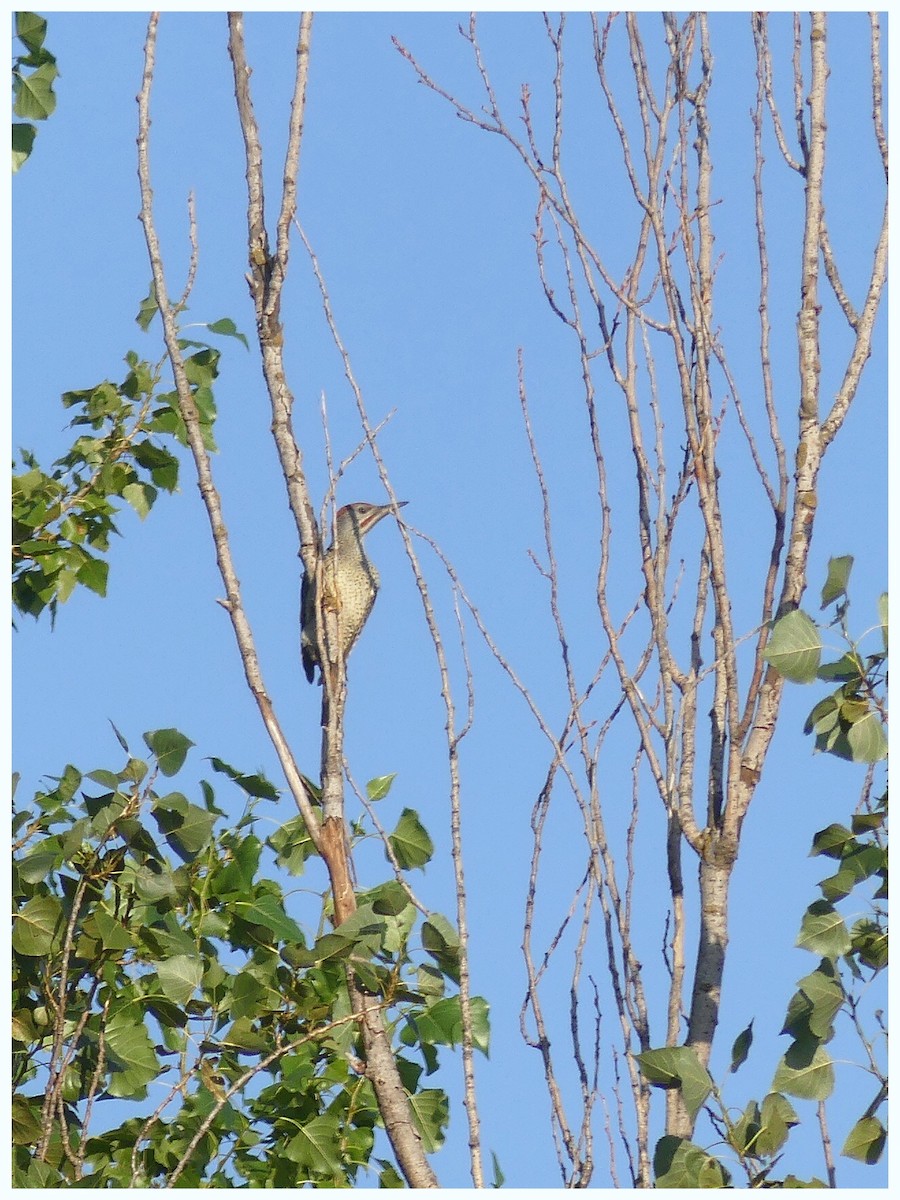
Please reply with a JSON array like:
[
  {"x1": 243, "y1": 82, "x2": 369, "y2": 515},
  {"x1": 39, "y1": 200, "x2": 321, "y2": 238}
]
[{"x1": 300, "y1": 570, "x2": 316, "y2": 683}]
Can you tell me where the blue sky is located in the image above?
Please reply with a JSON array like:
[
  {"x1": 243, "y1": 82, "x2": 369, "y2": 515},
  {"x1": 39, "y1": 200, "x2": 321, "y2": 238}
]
[{"x1": 11, "y1": 7, "x2": 890, "y2": 1191}]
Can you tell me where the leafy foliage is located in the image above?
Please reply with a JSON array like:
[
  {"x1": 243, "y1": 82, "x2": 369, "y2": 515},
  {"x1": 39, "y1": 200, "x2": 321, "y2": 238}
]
[
  {"x1": 12, "y1": 354, "x2": 178, "y2": 620},
  {"x1": 765, "y1": 557, "x2": 888, "y2": 762},
  {"x1": 12, "y1": 731, "x2": 479, "y2": 1186},
  {"x1": 638, "y1": 562, "x2": 887, "y2": 1185},
  {"x1": 11, "y1": 317, "x2": 237, "y2": 622},
  {"x1": 12, "y1": 12, "x2": 57, "y2": 171}
]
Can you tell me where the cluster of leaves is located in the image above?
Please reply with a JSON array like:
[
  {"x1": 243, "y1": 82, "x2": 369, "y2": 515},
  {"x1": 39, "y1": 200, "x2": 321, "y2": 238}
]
[
  {"x1": 764, "y1": 555, "x2": 888, "y2": 763},
  {"x1": 11, "y1": 316, "x2": 230, "y2": 622},
  {"x1": 12, "y1": 12, "x2": 57, "y2": 171},
  {"x1": 13, "y1": 730, "x2": 483, "y2": 1186},
  {"x1": 636, "y1": 561, "x2": 887, "y2": 1186}
]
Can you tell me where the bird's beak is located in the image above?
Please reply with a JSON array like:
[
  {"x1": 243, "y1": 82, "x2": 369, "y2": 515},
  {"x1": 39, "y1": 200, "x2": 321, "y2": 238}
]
[{"x1": 361, "y1": 501, "x2": 408, "y2": 534}]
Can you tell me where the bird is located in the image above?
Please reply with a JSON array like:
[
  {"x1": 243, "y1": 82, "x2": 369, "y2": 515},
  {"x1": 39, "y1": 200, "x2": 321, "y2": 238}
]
[{"x1": 301, "y1": 500, "x2": 407, "y2": 684}]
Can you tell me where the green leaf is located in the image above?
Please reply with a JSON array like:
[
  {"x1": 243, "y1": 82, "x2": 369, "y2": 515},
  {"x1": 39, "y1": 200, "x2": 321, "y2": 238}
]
[
  {"x1": 299, "y1": 930, "x2": 351, "y2": 966},
  {"x1": 851, "y1": 809, "x2": 885, "y2": 834},
  {"x1": 363, "y1": 880, "x2": 413, "y2": 917},
  {"x1": 206, "y1": 317, "x2": 249, "y2": 350},
  {"x1": 123, "y1": 757, "x2": 149, "y2": 784},
  {"x1": 144, "y1": 728, "x2": 194, "y2": 776},
  {"x1": 816, "y1": 653, "x2": 863, "y2": 682},
  {"x1": 135, "y1": 284, "x2": 159, "y2": 331},
  {"x1": 841, "y1": 1115, "x2": 886, "y2": 1164},
  {"x1": 212, "y1": 833, "x2": 261, "y2": 894},
  {"x1": 84, "y1": 907, "x2": 134, "y2": 952},
  {"x1": 11, "y1": 1095, "x2": 44, "y2": 1148},
  {"x1": 16, "y1": 1159, "x2": 66, "y2": 1187},
  {"x1": 417, "y1": 963, "x2": 446, "y2": 999},
  {"x1": 820, "y1": 555, "x2": 853, "y2": 608},
  {"x1": 122, "y1": 481, "x2": 157, "y2": 519},
  {"x1": 804, "y1": 702, "x2": 845, "y2": 754},
  {"x1": 16, "y1": 12, "x2": 48, "y2": 56},
  {"x1": 782, "y1": 963, "x2": 844, "y2": 1041},
  {"x1": 229, "y1": 969, "x2": 280, "y2": 1019},
  {"x1": 232, "y1": 894, "x2": 304, "y2": 944},
  {"x1": 845, "y1": 711, "x2": 888, "y2": 763},
  {"x1": 85, "y1": 766, "x2": 121, "y2": 788},
  {"x1": 12, "y1": 122, "x2": 36, "y2": 172},
  {"x1": 818, "y1": 866, "x2": 857, "y2": 903},
  {"x1": 831, "y1": 842, "x2": 883, "y2": 888},
  {"x1": 764, "y1": 610, "x2": 821, "y2": 683},
  {"x1": 413, "y1": 995, "x2": 491, "y2": 1055},
  {"x1": 220, "y1": 1016, "x2": 270, "y2": 1053},
  {"x1": 378, "y1": 1161, "x2": 405, "y2": 1188},
  {"x1": 184, "y1": 347, "x2": 220, "y2": 388},
  {"x1": 14, "y1": 59, "x2": 58, "y2": 121},
  {"x1": 208, "y1": 757, "x2": 279, "y2": 799},
  {"x1": 877, "y1": 592, "x2": 888, "y2": 652},
  {"x1": 104, "y1": 1016, "x2": 161, "y2": 1099},
  {"x1": 132, "y1": 439, "x2": 178, "y2": 491},
  {"x1": 796, "y1": 900, "x2": 851, "y2": 959},
  {"x1": 407, "y1": 1088, "x2": 450, "y2": 1154},
  {"x1": 772, "y1": 1043, "x2": 834, "y2": 1101},
  {"x1": 421, "y1": 913, "x2": 460, "y2": 983},
  {"x1": 17, "y1": 845, "x2": 62, "y2": 884},
  {"x1": 366, "y1": 773, "x2": 397, "y2": 801},
  {"x1": 756, "y1": 1092, "x2": 799, "y2": 1158},
  {"x1": 490, "y1": 1151, "x2": 505, "y2": 1188},
  {"x1": 151, "y1": 793, "x2": 216, "y2": 860},
  {"x1": 388, "y1": 808, "x2": 434, "y2": 870},
  {"x1": 653, "y1": 1136, "x2": 730, "y2": 1188},
  {"x1": 155, "y1": 954, "x2": 203, "y2": 1005},
  {"x1": 285, "y1": 1113, "x2": 342, "y2": 1174},
  {"x1": 12, "y1": 895, "x2": 63, "y2": 955},
  {"x1": 333, "y1": 904, "x2": 389, "y2": 955},
  {"x1": 850, "y1": 918, "x2": 887, "y2": 971},
  {"x1": 729, "y1": 1021, "x2": 753, "y2": 1072},
  {"x1": 268, "y1": 814, "x2": 316, "y2": 876},
  {"x1": 727, "y1": 1100, "x2": 760, "y2": 1156},
  {"x1": 810, "y1": 824, "x2": 855, "y2": 859},
  {"x1": 636, "y1": 1046, "x2": 712, "y2": 1121},
  {"x1": 77, "y1": 555, "x2": 109, "y2": 598},
  {"x1": 131, "y1": 862, "x2": 178, "y2": 902},
  {"x1": 108, "y1": 721, "x2": 130, "y2": 754}
]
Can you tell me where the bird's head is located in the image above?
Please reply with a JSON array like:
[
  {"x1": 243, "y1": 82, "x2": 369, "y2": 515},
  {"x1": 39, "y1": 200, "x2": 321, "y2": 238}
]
[{"x1": 336, "y1": 500, "x2": 408, "y2": 539}]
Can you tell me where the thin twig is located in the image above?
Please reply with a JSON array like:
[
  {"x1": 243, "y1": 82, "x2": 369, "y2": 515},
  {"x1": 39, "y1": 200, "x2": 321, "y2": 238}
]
[{"x1": 817, "y1": 1100, "x2": 837, "y2": 1188}]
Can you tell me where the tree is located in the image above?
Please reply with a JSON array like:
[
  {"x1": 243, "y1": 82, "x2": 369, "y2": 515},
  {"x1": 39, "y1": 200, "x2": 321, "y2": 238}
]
[
  {"x1": 393, "y1": 10, "x2": 886, "y2": 1183},
  {"x1": 638, "y1": 568, "x2": 887, "y2": 1186},
  {"x1": 12, "y1": 11, "x2": 887, "y2": 1188}
]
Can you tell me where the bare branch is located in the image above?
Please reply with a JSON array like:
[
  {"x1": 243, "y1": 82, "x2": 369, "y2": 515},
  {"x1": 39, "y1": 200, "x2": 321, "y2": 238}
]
[
  {"x1": 227, "y1": 12, "x2": 318, "y2": 568},
  {"x1": 751, "y1": 14, "x2": 803, "y2": 173},
  {"x1": 869, "y1": 14, "x2": 888, "y2": 178},
  {"x1": 137, "y1": 13, "x2": 323, "y2": 852},
  {"x1": 819, "y1": 197, "x2": 888, "y2": 450},
  {"x1": 817, "y1": 1100, "x2": 837, "y2": 1188}
]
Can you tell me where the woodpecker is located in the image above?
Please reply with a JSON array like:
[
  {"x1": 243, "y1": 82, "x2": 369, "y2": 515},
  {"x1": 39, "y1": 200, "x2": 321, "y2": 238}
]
[{"x1": 301, "y1": 501, "x2": 407, "y2": 684}]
